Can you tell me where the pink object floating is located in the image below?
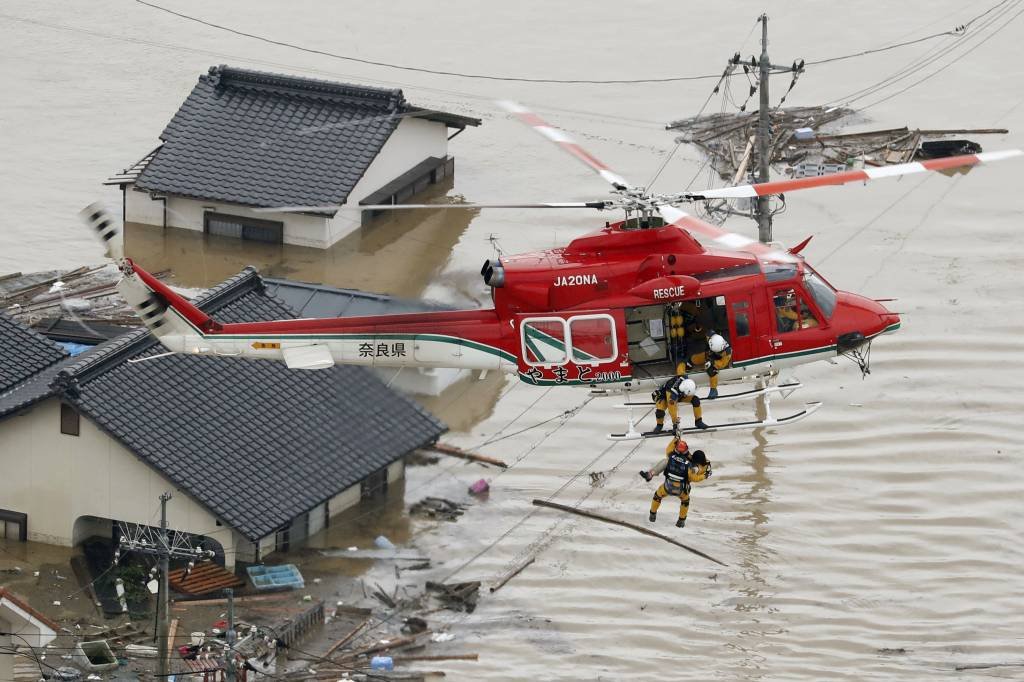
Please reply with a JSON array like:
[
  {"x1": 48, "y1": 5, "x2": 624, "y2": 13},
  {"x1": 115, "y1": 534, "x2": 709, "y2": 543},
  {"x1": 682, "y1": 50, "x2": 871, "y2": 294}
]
[{"x1": 469, "y1": 479, "x2": 490, "y2": 495}]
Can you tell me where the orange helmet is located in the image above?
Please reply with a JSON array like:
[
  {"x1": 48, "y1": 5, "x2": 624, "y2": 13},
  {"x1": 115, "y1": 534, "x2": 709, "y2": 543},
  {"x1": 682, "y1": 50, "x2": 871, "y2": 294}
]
[{"x1": 674, "y1": 438, "x2": 689, "y2": 453}]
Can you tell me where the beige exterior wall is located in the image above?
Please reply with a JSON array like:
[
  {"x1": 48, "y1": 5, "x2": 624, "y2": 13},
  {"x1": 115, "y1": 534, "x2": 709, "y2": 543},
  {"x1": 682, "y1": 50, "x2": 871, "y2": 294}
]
[{"x1": 0, "y1": 398, "x2": 238, "y2": 566}]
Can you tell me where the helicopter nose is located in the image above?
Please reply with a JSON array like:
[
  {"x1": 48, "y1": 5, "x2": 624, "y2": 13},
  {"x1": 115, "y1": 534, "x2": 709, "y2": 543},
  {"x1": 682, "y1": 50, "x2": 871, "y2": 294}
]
[{"x1": 834, "y1": 292, "x2": 900, "y2": 351}]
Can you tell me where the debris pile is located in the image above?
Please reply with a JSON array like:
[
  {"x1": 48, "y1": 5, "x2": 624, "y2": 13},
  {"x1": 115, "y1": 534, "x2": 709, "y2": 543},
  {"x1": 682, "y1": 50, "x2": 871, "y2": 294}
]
[
  {"x1": 667, "y1": 106, "x2": 1009, "y2": 183},
  {"x1": 410, "y1": 497, "x2": 467, "y2": 521}
]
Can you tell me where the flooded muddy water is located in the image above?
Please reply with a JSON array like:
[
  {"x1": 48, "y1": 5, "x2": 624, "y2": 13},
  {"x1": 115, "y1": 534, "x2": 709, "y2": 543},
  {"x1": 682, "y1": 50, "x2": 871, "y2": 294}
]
[{"x1": 3, "y1": 0, "x2": 1024, "y2": 679}]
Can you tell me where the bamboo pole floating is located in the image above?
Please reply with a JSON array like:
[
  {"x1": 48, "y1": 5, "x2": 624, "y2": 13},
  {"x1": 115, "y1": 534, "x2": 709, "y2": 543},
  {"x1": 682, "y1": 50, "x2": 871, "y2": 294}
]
[
  {"x1": 532, "y1": 499, "x2": 728, "y2": 567},
  {"x1": 427, "y1": 443, "x2": 508, "y2": 468},
  {"x1": 489, "y1": 557, "x2": 535, "y2": 593}
]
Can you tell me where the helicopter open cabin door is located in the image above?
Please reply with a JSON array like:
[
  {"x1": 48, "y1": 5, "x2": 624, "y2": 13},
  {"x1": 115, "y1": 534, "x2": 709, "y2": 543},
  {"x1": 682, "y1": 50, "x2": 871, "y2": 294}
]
[{"x1": 516, "y1": 310, "x2": 629, "y2": 385}]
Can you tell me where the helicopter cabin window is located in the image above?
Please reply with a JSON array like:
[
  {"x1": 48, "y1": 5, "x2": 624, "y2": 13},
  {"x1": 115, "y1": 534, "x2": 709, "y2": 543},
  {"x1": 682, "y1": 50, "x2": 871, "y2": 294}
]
[
  {"x1": 568, "y1": 315, "x2": 617, "y2": 364},
  {"x1": 731, "y1": 301, "x2": 750, "y2": 338},
  {"x1": 521, "y1": 317, "x2": 569, "y2": 366},
  {"x1": 774, "y1": 288, "x2": 820, "y2": 332}
]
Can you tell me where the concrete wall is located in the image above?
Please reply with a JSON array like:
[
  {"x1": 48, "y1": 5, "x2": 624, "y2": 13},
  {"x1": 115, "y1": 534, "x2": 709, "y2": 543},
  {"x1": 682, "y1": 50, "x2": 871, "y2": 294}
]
[{"x1": 0, "y1": 399, "x2": 238, "y2": 566}]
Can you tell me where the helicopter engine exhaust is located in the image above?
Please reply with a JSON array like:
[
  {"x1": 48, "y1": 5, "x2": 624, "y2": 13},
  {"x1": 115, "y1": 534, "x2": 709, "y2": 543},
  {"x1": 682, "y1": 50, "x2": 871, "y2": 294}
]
[{"x1": 481, "y1": 259, "x2": 505, "y2": 287}]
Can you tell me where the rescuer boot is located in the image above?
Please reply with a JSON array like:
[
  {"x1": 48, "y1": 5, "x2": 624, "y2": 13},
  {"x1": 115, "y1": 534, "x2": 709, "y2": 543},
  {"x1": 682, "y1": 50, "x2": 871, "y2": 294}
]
[
  {"x1": 695, "y1": 419, "x2": 709, "y2": 430},
  {"x1": 649, "y1": 512, "x2": 658, "y2": 523},
  {"x1": 676, "y1": 518, "x2": 686, "y2": 528},
  {"x1": 707, "y1": 388, "x2": 719, "y2": 399},
  {"x1": 651, "y1": 423, "x2": 663, "y2": 434}
]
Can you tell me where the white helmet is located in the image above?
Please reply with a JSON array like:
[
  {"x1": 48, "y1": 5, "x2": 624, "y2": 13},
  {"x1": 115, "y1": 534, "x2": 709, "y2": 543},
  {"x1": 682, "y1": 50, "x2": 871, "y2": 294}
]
[
  {"x1": 678, "y1": 378, "x2": 697, "y2": 397},
  {"x1": 708, "y1": 334, "x2": 728, "y2": 353}
]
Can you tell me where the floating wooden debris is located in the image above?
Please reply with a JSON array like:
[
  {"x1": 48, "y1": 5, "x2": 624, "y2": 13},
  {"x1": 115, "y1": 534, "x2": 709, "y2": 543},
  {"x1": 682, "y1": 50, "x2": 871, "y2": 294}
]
[
  {"x1": 667, "y1": 106, "x2": 1009, "y2": 184},
  {"x1": 425, "y1": 442, "x2": 508, "y2": 468},
  {"x1": 168, "y1": 562, "x2": 245, "y2": 596},
  {"x1": 425, "y1": 580, "x2": 480, "y2": 613},
  {"x1": 410, "y1": 497, "x2": 467, "y2": 521},
  {"x1": 532, "y1": 499, "x2": 728, "y2": 567}
]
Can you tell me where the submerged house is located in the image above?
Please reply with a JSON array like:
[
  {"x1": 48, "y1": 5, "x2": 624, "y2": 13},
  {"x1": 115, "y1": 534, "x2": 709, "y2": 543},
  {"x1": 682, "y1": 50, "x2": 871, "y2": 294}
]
[
  {"x1": 106, "y1": 65, "x2": 480, "y2": 248},
  {"x1": 0, "y1": 272, "x2": 446, "y2": 568}
]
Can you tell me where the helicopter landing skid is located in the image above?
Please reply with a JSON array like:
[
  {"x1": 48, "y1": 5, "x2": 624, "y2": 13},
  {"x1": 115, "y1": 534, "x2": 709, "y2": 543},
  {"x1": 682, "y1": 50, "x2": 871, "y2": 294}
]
[
  {"x1": 611, "y1": 380, "x2": 802, "y2": 408},
  {"x1": 607, "y1": 401, "x2": 822, "y2": 441}
]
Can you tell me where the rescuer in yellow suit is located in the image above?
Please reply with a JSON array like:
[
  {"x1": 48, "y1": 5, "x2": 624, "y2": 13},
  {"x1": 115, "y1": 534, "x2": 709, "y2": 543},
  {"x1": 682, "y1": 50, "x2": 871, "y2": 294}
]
[
  {"x1": 688, "y1": 333, "x2": 733, "y2": 399},
  {"x1": 652, "y1": 376, "x2": 708, "y2": 432},
  {"x1": 639, "y1": 438, "x2": 712, "y2": 528}
]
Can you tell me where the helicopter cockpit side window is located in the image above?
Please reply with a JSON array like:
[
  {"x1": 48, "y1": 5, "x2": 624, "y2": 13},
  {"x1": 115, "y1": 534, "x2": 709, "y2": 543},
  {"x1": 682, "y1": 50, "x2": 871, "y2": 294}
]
[{"x1": 775, "y1": 288, "x2": 819, "y2": 333}]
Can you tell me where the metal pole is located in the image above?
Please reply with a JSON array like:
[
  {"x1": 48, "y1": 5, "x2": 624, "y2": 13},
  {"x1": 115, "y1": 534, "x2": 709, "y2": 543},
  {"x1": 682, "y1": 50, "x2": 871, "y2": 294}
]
[
  {"x1": 225, "y1": 587, "x2": 237, "y2": 682},
  {"x1": 157, "y1": 492, "x2": 171, "y2": 678},
  {"x1": 756, "y1": 13, "x2": 773, "y2": 244}
]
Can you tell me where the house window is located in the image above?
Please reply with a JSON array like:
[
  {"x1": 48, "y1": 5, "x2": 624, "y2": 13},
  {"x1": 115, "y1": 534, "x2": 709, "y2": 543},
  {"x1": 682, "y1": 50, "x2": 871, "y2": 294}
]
[
  {"x1": 204, "y1": 212, "x2": 284, "y2": 244},
  {"x1": 60, "y1": 403, "x2": 80, "y2": 436},
  {"x1": 361, "y1": 467, "x2": 389, "y2": 500},
  {"x1": 0, "y1": 510, "x2": 27, "y2": 542}
]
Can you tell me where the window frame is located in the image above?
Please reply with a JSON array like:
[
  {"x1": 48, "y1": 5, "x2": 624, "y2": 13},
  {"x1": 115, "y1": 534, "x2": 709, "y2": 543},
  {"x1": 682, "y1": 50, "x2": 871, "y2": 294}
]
[
  {"x1": 566, "y1": 313, "x2": 618, "y2": 366},
  {"x1": 520, "y1": 316, "x2": 570, "y2": 368}
]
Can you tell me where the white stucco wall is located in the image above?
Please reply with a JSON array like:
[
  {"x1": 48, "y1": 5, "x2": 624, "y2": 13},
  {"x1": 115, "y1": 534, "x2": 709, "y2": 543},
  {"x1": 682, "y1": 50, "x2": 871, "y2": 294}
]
[
  {"x1": 123, "y1": 116, "x2": 449, "y2": 249},
  {"x1": 327, "y1": 117, "x2": 448, "y2": 244},
  {"x1": 0, "y1": 399, "x2": 238, "y2": 566},
  {"x1": 125, "y1": 187, "x2": 333, "y2": 248}
]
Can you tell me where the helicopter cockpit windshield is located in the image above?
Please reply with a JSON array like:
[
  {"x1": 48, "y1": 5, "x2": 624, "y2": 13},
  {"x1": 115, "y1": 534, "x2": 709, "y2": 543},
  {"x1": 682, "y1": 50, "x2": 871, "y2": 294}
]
[{"x1": 802, "y1": 267, "x2": 837, "y2": 320}]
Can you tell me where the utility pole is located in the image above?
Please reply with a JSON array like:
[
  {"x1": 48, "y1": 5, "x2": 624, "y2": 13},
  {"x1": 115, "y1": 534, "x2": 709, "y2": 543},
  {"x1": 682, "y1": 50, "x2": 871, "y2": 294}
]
[
  {"x1": 224, "y1": 587, "x2": 237, "y2": 682},
  {"x1": 157, "y1": 492, "x2": 171, "y2": 678},
  {"x1": 116, "y1": 493, "x2": 215, "y2": 679},
  {"x1": 756, "y1": 13, "x2": 773, "y2": 244}
]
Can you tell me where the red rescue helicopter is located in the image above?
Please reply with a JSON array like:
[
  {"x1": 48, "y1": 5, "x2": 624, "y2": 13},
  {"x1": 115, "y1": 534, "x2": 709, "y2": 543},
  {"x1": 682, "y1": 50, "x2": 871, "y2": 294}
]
[{"x1": 81, "y1": 101, "x2": 1021, "y2": 439}]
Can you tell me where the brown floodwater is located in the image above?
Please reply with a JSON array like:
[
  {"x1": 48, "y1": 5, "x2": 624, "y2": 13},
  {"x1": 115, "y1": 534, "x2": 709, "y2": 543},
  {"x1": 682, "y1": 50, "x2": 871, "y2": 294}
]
[{"x1": 3, "y1": 1, "x2": 1024, "y2": 679}]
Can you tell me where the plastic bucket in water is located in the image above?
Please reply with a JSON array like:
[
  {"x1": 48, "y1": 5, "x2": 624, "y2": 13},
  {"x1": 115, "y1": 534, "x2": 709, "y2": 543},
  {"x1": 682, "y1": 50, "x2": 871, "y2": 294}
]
[{"x1": 370, "y1": 656, "x2": 394, "y2": 671}]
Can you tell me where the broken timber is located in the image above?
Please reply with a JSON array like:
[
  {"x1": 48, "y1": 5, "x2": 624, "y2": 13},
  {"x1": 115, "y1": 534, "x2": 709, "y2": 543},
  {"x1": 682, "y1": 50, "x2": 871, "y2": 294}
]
[
  {"x1": 532, "y1": 499, "x2": 727, "y2": 567},
  {"x1": 426, "y1": 442, "x2": 508, "y2": 468},
  {"x1": 489, "y1": 557, "x2": 535, "y2": 593}
]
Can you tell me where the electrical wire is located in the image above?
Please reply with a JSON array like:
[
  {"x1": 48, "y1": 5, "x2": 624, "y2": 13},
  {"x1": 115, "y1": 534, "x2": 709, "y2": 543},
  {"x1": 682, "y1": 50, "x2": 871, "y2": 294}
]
[
  {"x1": 133, "y1": 0, "x2": 727, "y2": 85},
  {"x1": 859, "y1": 1, "x2": 1024, "y2": 111},
  {"x1": 829, "y1": 0, "x2": 1023, "y2": 109},
  {"x1": 804, "y1": 0, "x2": 1015, "y2": 66}
]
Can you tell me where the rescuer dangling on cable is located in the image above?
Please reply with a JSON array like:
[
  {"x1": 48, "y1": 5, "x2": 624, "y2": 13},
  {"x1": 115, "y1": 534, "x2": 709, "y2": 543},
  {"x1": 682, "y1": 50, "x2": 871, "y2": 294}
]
[{"x1": 639, "y1": 437, "x2": 712, "y2": 528}]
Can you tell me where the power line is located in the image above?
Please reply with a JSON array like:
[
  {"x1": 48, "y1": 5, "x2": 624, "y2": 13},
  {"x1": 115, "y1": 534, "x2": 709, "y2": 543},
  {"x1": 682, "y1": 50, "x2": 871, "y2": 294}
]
[
  {"x1": 804, "y1": 0, "x2": 1016, "y2": 66},
  {"x1": 132, "y1": 0, "x2": 996, "y2": 87},
  {"x1": 860, "y1": 2, "x2": 1024, "y2": 111},
  {"x1": 828, "y1": 0, "x2": 1023, "y2": 108},
  {"x1": 133, "y1": 0, "x2": 725, "y2": 85}
]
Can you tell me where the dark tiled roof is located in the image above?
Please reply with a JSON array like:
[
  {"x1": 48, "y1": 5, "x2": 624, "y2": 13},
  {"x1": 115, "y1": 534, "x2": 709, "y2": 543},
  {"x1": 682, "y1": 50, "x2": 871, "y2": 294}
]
[
  {"x1": 134, "y1": 65, "x2": 479, "y2": 212},
  {"x1": 263, "y1": 278, "x2": 452, "y2": 318},
  {"x1": 0, "y1": 312, "x2": 68, "y2": 395},
  {"x1": 7, "y1": 269, "x2": 445, "y2": 540}
]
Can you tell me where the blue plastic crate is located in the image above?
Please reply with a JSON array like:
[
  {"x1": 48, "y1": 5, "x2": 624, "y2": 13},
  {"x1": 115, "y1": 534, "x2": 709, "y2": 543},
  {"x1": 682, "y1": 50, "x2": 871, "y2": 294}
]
[{"x1": 246, "y1": 563, "x2": 305, "y2": 591}]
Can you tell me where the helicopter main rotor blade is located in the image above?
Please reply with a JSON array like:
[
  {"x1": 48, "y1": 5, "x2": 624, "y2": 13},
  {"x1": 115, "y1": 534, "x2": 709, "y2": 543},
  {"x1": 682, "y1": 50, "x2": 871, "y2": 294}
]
[
  {"x1": 688, "y1": 149, "x2": 1023, "y2": 200},
  {"x1": 657, "y1": 205, "x2": 795, "y2": 263},
  {"x1": 251, "y1": 201, "x2": 611, "y2": 213},
  {"x1": 497, "y1": 100, "x2": 633, "y2": 191}
]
